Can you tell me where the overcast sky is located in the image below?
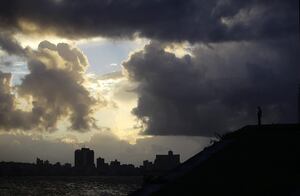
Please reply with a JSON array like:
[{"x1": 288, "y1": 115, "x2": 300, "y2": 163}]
[{"x1": 0, "y1": 0, "x2": 299, "y2": 166}]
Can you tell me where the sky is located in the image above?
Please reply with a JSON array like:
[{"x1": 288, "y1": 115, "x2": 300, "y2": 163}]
[{"x1": 0, "y1": 0, "x2": 299, "y2": 166}]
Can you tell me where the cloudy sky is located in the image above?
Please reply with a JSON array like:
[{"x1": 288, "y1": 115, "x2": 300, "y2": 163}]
[{"x1": 0, "y1": 0, "x2": 299, "y2": 166}]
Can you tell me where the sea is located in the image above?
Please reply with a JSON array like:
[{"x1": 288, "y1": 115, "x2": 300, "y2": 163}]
[{"x1": 0, "y1": 176, "x2": 142, "y2": 196}]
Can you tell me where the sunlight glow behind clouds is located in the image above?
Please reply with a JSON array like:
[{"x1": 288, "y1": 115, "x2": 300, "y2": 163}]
[
  {"x1": 0, "y1": 37, "x2": 195, "y2": 144},
  {"x1": 0, "y1": 37, "x2": 151, "y2": 144}
]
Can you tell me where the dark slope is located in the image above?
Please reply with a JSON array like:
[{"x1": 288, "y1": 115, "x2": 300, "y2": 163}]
[{"x1": 131, "y1": 124, "x2": 300, "y2": 196}]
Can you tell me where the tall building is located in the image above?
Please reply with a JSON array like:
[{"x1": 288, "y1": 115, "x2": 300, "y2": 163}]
[
  {"x1": 97, "y1": 157, "x2": 108, "y2": 168},
  {"x1": 96, "y1": 157, "x2": 105, "y2": 168},
  {"x1": 74, "y1": 147, "x2": 95, "y2": 168},
  {"x1": 154, "y1": 151, "x2": 180, "y2": 171}
]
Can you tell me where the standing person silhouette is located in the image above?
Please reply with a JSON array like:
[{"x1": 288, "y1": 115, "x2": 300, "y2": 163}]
[{"x1": 257, "y1": 106, "x2": 262, "y2": 126}]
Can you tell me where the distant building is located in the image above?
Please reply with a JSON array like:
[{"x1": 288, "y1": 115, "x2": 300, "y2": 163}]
[
  {"x1": 154, "y1": 151, "x2": 180, "y2": 171},
  {"x1": 63, "y1": 163, "x2": 72, "y2": 168},
  {"x1": 96, "y1": 157, "x2": 105, "y2": 168},
  {"x1": 96, "y1": 157, "x2": 109, "y2": 172},
  {"x1": 142, "y1": 160, "x2": 154, "y2": 171},
  {"x1": 119, "y1": 164, "x2": 138, "y2": 175},
  {"x1": 44, "y1": 160, "x2": 50, "y2": 166},
  {"x1": 36, "y1": 158, "x2": 43, "y2": 166},
  {"x1": 110, "y1": 159, "x2": 121, "y2": 168},
  {"x1": 74, "y1": 147, "x2": 95, "y2": 168}
]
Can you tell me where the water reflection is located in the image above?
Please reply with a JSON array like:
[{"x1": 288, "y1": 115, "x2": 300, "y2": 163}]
[{"x1": 0, "y1": 176, "x2": 142, "y2": 196}]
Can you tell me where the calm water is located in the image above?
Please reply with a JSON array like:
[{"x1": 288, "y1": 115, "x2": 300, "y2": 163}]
[{"x1": 0, "y1": 176, "x2": 142, "y2": 196}]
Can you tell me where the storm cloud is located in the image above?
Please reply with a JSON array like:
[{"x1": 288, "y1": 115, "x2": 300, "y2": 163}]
[
  {"x1": 0, "y1": 41, "x2": 101, "y2": 131},
  {"x1": 0, "y1": 33, "x2": 25, "y2": 56},
  {"x1": 0, "y1": 71, "x2": 38, "y2": 130},
  {"x1": 0, "y1": 0, "x2": 298, "y2": 136},
  {"x1": 0, "y1": 0, "x2": 298, "y2": 42},
  {"x1": 123, "y1": 38, "x2": 300, "y2": 136}
]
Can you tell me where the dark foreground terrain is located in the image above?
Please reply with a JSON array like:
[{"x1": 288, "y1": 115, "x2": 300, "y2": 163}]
[{"x1": 132, "y1": 124, "x2": 300, "y2": 196}]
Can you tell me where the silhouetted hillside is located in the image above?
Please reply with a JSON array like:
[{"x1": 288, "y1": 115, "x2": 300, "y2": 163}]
[{"x1": 131, "y1": 124, "x2": 300, "y2": 196}]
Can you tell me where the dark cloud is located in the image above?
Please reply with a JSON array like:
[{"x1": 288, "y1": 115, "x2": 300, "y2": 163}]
[
  {"x1": 0, "y1": 41, "x2": 102, "y2": 131},
  {"x1": 0, "y1": 0, "x2": 297, "y2": 42},
  {"x1": 0, "y1": 33, "x2": 25, "y2": 56},
  {"x1": 0, "y1": 71, "x2": 39, "y2": 130},
  {"x1": 123, "y1": 38, "x2": 300, "y2": 136},
  {"x1": 0, "y1": 0, "x2": 298, "y2": 136}
]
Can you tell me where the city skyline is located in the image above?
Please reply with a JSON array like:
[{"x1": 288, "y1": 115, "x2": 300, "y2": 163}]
[
  {"x1": 2, "y1": 147, "x2": 181, "y2": 169},
  {"x1": 0, "y1": 147, "x2": 181, "y2": 176}
]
